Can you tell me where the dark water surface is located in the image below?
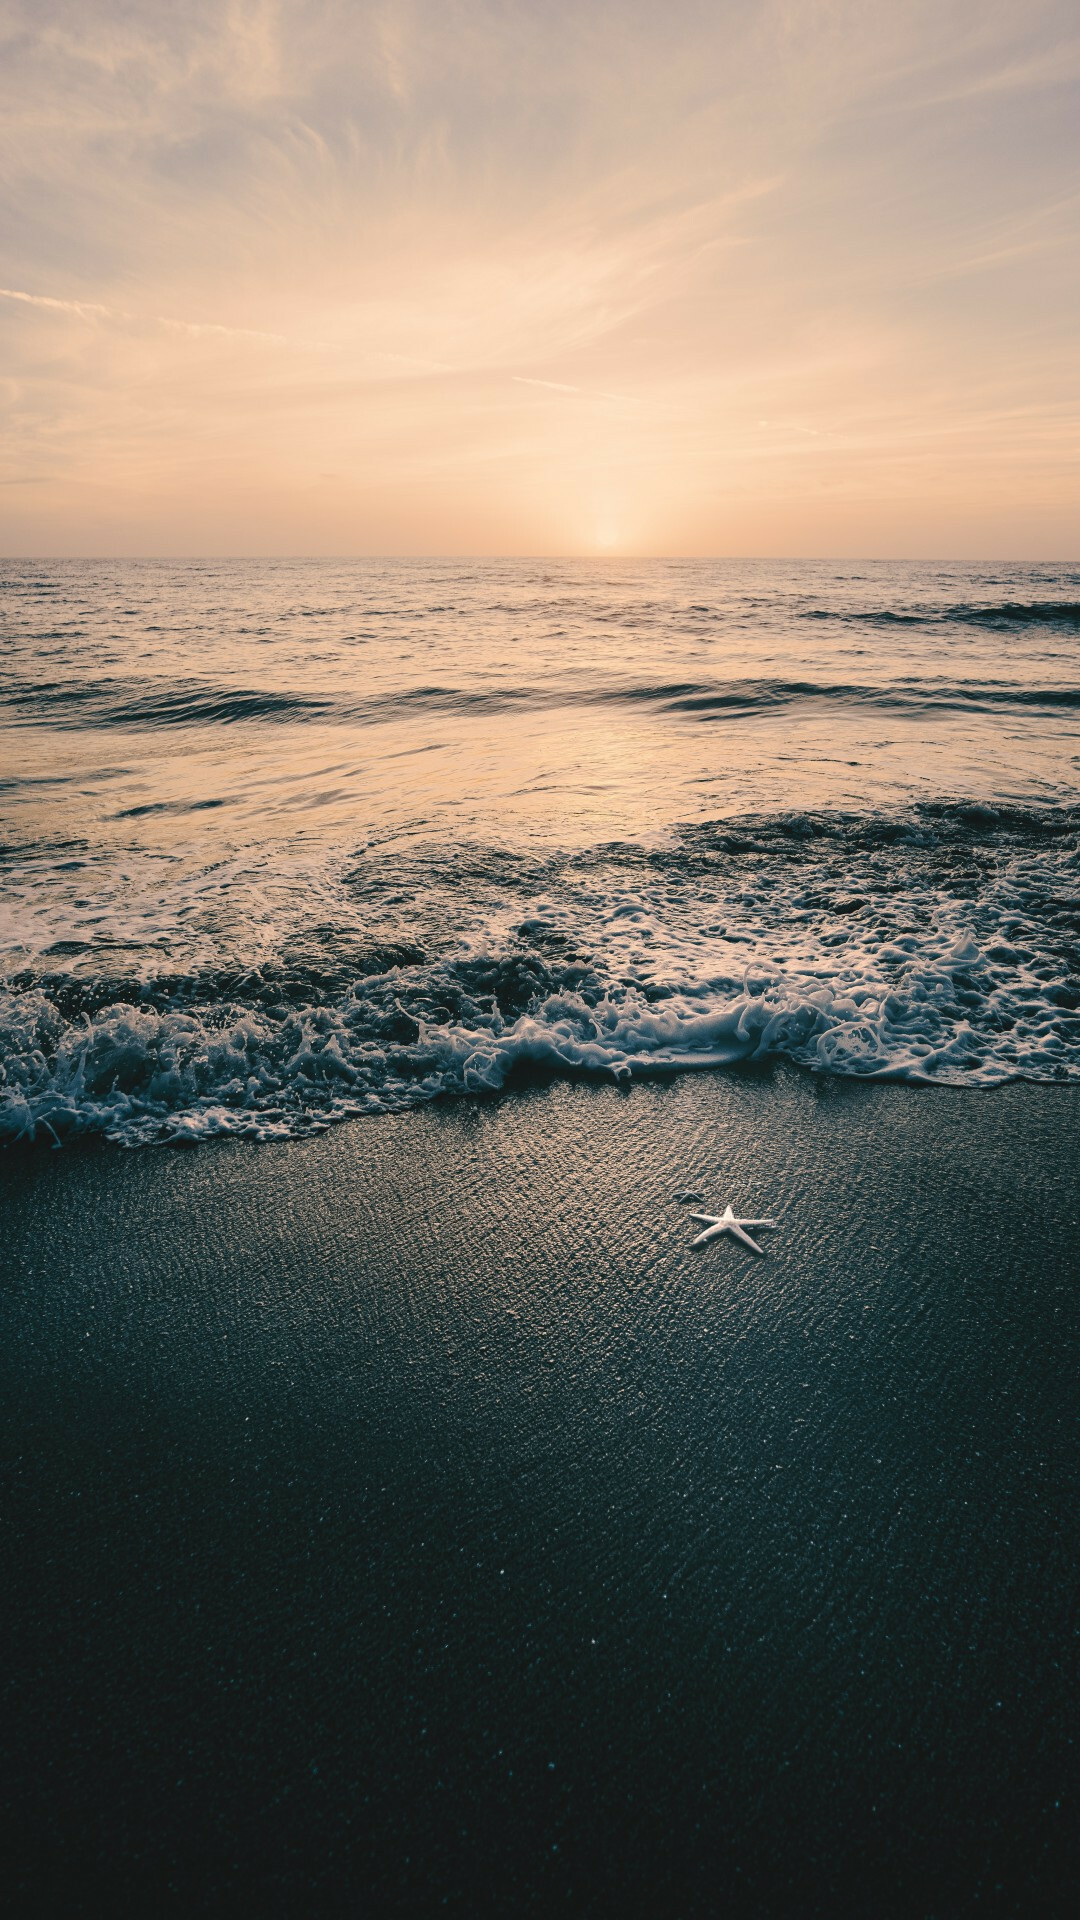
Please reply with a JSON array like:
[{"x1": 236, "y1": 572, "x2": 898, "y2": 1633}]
[
  {"x1": 1, "y1": 1073, "x2": 1077, "y2": 1914},
  {"x1": 3, "y1": 559, "x2": 1080, "y2": 1143}
]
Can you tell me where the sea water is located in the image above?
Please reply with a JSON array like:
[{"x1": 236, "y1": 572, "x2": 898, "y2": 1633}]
[{"x1": 2, "y1": 557, "x2": 1078, "y2": 1143}]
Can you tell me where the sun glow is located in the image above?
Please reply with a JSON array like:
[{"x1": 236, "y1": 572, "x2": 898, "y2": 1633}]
[{"x1": 592, "y1": 523, "x2": 622, "y2": 554}]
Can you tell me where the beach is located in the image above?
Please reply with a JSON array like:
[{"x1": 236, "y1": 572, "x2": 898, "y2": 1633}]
[
  {"x1": 2, "y1": 1069, "x2": 1078, "y2": 1914},
  {"x1": 5, "y1": 0, "x2": 1080, "y2": 1906}
]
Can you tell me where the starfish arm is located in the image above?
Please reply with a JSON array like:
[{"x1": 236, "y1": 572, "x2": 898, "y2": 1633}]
[
  {"x1": 689, "y1": 1213, "x2": 720, "y2": 1226},
  {"x1": 728, "y1": 1223, "x2": 766, "y2": 1254},
  {"x1": 738, "y1": 1218, "x2": 778, "y2": 1229},
  {"x1": 691, "y1": 1221, "x2": 726, "y2": 1246}
]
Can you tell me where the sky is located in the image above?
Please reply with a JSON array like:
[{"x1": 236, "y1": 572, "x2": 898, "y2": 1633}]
[{"x1": 1, "y1": 0, "x2": 1078, "y2": 557}]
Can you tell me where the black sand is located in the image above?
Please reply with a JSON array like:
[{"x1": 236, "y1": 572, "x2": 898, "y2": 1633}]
[{"x1": 1, "y1": 1069, "x2": 1078, "y2": 1915}]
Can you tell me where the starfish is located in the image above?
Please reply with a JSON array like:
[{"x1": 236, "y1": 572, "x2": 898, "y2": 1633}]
[{"x1": 689, "y1": 1205, "x2": 778, "y2": 1255}]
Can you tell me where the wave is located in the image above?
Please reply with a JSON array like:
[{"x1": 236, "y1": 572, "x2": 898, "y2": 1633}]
[
  {"x1": 938, "y1": 600, "x2": 1080, "y2": 629},
  {"x1": 659, "y1": 681, "x2": 1080, "y2": 716},
  {"x1": 2, "y1": 680, "x2": 336, "y2": 726},
  {"x1": 6, "y1": 672, "x2": 1080, "y2": 731},
  {"x1": 800, "y1": 600, "x2": 1080, "y2": 629},
  {"x1": 3, "y1": 802, "x2": 1079, "y2": 1146}
]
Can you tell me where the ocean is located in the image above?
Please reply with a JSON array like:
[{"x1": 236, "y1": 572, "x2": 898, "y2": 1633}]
[{"x1": 3, "y1": 556, "x2": 1079, "y2": 1144}]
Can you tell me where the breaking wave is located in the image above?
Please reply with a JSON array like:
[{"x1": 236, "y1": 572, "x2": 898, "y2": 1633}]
[{"x1": 4, "y1": 802, "x2": 1079, "y2": 1147}]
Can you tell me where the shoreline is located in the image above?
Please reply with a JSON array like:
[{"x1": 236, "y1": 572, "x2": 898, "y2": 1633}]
[{"x1": 2, "y1": 1068, "x2": 1078, "y2": 1913}]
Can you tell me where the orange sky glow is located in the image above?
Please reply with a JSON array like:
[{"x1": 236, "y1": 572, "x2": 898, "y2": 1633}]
[{"x1": 1, "y1": 1, "x2": 1078, "y2": 557}]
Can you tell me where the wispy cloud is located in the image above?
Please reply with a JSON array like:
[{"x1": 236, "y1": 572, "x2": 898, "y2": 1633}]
[
  {"x1": 0, "y1": 287, "x2": 110, "y2": 321},
  {"x1": 157, "y1": 318, "x2": 287, "y2": 344},
  {"x1": 512, "y1": 375, "x2": 633, "y2": 404},
  {"x1": 513, "y1": 375, "x2": 583, "y2": 395},
  {"x1": 0, "y1": 285, "x2": 285, "y2": 343}
]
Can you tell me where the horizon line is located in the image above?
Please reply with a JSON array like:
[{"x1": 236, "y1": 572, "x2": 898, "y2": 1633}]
[{"x1": 2, "y1": 552, "x2": 1078, "y2": 566}]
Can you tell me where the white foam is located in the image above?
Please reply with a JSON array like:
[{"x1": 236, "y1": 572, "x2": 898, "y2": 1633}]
[{"x1": 3, "y1": 814, "x2": 1079, "y2": 1144}]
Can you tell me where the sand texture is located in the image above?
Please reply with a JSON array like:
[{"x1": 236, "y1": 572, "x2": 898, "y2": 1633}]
[{"x1": 1, "y1": 1069, "x2": 1078, "y2": 1914}]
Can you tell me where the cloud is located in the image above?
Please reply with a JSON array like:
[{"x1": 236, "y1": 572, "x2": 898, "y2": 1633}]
[
  {"x1": 0, "y1": 286, "x2": 110, "y2": 320},
  {"x1": 512, "y1": 375, "x2": 635, "y2": 406},
  {"x1": 0, "y1": 284, "x2": 286, "y2": 343},
  {"x1": 513, "y1": 376, "x2": 583, "y2": 395}
]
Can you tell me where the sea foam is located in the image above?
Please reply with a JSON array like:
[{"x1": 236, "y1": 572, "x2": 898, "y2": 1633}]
[{"x1": 4, "y1": 805, "x2": 1078, "y2": 1145}]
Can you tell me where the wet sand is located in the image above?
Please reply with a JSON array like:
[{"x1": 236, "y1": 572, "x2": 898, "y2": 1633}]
[{"x1": 1, "y1": 1068, "x2": 1078, "y2": 1915}]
